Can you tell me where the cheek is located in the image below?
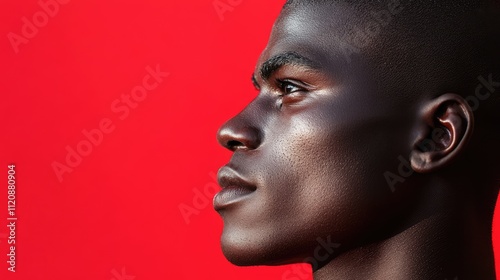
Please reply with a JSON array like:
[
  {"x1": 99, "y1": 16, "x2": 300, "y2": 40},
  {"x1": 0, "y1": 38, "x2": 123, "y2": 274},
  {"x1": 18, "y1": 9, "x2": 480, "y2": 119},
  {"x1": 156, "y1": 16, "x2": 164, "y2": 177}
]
[
  {"x1": 262, "y1": 105, "x2": 405, "y2": 241},
  {"x1": 219, "y1": 102, "x2": 413, "y2": 264}
]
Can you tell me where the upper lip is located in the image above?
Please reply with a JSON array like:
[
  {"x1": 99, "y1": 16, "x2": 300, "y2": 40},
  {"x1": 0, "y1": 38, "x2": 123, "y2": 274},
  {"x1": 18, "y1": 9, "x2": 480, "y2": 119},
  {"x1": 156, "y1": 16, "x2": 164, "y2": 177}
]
[{"x1": 217, "y1": 166, "x2": 257, "y2": 191}]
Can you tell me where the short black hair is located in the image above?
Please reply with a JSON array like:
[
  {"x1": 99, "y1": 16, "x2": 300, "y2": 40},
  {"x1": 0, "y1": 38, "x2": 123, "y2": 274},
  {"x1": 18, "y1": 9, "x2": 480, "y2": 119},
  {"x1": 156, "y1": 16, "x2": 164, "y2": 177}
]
[{"x1": 281, "y1": 0, "x2": 500, "y2": 118}]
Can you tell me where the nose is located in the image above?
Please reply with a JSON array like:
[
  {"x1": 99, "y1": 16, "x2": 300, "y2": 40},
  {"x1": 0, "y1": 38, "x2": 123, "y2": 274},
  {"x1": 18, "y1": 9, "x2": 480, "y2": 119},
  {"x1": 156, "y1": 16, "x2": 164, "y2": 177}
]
[{"x1": 217, "y1": 115, "x2": 262, "y2": 151}]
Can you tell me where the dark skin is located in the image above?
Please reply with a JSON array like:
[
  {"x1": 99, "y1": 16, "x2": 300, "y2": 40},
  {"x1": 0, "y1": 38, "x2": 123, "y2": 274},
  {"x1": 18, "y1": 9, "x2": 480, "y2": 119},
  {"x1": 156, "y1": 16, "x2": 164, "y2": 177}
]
[{"x1": 214, "y1": 1, "x2": 500, "y2": 279}]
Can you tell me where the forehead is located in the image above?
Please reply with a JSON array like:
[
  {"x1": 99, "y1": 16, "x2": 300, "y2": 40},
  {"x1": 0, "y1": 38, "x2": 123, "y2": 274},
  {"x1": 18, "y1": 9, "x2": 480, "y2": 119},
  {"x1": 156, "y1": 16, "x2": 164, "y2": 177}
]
[
  {"x1": 277, "y1": 2, "x2": 361, "y2": 35},
  {"x1": 256, "y1": 3, "x2": 374, "y2": 77}
]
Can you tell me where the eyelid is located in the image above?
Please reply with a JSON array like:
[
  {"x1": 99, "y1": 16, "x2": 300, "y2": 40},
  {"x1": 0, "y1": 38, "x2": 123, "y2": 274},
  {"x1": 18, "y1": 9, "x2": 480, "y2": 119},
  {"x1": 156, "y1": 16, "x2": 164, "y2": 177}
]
[{"x1": 276, "y1": 78, "x2": 312, "y2": 92}]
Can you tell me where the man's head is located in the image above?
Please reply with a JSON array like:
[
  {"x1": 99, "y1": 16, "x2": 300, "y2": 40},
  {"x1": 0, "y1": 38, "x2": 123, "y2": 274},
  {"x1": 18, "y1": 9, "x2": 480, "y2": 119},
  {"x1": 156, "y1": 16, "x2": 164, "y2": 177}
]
[{"x1": 215, "y1": 0, "x2": 500, "y2": 270}]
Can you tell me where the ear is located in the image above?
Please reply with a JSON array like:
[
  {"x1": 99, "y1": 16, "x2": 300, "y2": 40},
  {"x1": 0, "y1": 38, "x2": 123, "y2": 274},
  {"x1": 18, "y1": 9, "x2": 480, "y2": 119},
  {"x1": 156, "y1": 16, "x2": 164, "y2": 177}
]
[{"x1": 410, "y1": 93, "x2": 475, "y2": 173}]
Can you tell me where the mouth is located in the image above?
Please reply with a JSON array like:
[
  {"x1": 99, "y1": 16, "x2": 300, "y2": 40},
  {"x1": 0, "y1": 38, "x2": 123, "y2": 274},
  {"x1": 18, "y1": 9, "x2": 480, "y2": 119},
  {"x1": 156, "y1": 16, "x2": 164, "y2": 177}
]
[{"x1": 213, "y1": 166, "x2": 257, "y2": 211}]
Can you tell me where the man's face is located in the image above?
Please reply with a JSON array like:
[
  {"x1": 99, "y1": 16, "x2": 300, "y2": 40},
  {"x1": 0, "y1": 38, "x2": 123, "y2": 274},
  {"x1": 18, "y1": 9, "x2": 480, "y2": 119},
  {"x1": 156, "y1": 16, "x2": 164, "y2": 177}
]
[{"x1": 215, "y1": 3, "x2": 417, "y2": 266}]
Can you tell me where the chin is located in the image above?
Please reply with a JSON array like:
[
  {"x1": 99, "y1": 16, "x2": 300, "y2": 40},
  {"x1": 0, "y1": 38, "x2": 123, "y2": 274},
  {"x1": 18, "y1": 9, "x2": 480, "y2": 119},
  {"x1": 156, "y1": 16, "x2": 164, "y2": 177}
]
[
  {"x1": 220, "y1": 228, "x2": 304, "y2": 267},
  {"x1": 221, "y1": 245, "x2": 263, "y2": 266},
  {"x1": 220, "y1": 230, "x2": 267, "y2": 266}
]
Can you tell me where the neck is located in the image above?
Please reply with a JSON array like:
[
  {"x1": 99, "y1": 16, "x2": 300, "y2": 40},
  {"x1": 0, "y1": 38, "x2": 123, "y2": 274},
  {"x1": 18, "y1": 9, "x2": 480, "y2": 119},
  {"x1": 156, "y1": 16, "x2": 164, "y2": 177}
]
[{"x1": 313, "y1": 180, "x2": 497, "y2": 280}]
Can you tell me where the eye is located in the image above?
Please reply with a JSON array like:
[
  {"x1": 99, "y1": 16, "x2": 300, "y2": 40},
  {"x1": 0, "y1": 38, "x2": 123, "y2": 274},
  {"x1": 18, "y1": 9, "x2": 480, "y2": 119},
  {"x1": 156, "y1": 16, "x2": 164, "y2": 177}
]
[
  {"x1": 277, "y1": 79, "x2": 306, "y2": 96},
  {"x1": 275, "y1": 79, "x2": 311, "y2": 109}
]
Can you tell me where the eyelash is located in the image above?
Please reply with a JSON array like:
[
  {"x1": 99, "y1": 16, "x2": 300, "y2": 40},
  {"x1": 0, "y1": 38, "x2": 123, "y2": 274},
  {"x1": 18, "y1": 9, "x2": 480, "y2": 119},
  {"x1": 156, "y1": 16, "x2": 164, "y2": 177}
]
[{"x1": 276, "y1": 79, "x2": 306, "y2": 96}]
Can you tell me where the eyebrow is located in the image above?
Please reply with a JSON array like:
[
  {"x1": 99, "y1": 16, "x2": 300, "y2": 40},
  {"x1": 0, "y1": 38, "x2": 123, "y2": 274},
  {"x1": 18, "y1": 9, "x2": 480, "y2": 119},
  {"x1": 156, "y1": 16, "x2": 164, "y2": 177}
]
[{"x1": 252, "y1": 52, "x2": 321, "y2": 88}]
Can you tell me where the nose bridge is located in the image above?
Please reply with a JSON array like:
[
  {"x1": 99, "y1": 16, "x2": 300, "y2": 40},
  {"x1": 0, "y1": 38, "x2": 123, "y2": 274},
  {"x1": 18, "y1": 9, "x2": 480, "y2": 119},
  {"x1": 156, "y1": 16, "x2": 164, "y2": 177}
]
[{"x1": 217, "y1": 97, "x2": 264, "y2": 151}]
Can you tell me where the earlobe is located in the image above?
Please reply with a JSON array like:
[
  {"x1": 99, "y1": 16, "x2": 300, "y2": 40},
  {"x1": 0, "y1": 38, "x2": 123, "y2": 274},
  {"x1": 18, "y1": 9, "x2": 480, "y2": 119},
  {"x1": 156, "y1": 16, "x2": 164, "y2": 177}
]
[{"x1": 410, "y1": 93, "x2": 475, "y2": 173}]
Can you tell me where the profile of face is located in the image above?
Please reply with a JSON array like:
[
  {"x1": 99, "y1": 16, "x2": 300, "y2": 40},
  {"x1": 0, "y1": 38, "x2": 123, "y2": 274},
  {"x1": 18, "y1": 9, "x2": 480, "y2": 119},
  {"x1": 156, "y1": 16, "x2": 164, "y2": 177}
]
[{"x1": 214, "y1": 0, "x2": 499, "y2": 277}]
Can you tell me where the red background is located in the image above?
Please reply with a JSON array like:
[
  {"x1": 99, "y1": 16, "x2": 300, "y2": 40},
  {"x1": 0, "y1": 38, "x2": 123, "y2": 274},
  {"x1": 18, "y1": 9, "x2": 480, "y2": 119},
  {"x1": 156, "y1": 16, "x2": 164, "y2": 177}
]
[{"x1": 0, "y1": 1, "x2": 498, "y2": 279}]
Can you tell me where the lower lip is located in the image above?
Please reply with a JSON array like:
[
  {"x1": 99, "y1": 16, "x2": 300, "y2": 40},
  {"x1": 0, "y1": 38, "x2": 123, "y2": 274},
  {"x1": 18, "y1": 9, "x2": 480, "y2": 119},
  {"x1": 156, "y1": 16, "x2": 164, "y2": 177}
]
[{"x1": 213, "y1": 186, "x2": 255, "y2": 210}]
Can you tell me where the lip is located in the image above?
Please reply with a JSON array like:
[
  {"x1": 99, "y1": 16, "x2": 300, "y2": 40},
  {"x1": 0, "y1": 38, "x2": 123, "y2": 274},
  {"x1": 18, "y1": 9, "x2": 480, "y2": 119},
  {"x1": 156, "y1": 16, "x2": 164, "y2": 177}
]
[{"x1": 213, "y1": 166, "x2": 257, "y2": 211}]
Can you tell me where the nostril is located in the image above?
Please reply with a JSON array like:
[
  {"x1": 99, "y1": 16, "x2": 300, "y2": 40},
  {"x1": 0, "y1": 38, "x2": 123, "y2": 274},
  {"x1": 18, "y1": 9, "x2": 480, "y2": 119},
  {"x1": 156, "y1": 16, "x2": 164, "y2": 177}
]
[{"x1": 227, "y1": 140, "x2": 244, "y2": 150}]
